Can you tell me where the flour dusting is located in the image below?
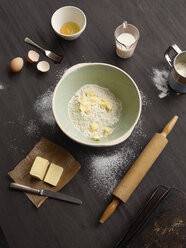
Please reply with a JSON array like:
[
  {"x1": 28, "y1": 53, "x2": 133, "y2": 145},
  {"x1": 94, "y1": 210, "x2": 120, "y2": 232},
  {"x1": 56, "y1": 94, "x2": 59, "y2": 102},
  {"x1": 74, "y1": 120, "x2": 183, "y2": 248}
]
[
  {"x1": 31, "y1": 68, "x2": 69, "y2": 131},
  {"x1": 6, "y1": 69, "x2": 71, "y2": 150},
  {"x1": 0, "y1": 82, "x2": 5, "y2": 90},
  {"x1": 8, "y1": 137, "x2": 25, "y2": 154},
  {"x1": 84, "y1": 115, "x2": 147, "y2": 199},
  {"x1": 140, "y1": 90, "x2": 152, "y2": 107},
  {"x1": 24, "y1": 120, "x2": 40, "y2": 137},
  {"x1": 55, "y1": 68, "x2": 68, "y2": 81},
  {"x1": 87, "y1": 146, "x2": 136, "y2": 197},
  {"x1": 152, "y1": 68, "x2": 169, "y2": 98},
  {"x1": 34, "y1": 87, "x2": 55, "y2": 127}
]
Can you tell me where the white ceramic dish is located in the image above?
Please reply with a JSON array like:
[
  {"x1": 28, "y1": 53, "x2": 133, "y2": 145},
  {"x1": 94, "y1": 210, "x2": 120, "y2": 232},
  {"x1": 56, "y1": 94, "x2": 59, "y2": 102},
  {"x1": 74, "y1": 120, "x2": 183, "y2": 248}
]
[{"x1": 51, "y1": 6, "x2": 87, "y2": 40}]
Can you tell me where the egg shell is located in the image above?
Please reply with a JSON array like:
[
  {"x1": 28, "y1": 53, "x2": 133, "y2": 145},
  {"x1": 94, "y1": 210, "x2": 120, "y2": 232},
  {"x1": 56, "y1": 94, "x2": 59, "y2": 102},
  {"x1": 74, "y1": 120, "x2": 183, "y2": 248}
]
[
  {"x1": 27, "y1": 50, "x2": 39, "y2": 63},
  {"x1": 37, "y1": 61, "x2": 50, "y2": 72},
  {"x1": 10, "y1": 57, "x2": 24, "y2": 72}
]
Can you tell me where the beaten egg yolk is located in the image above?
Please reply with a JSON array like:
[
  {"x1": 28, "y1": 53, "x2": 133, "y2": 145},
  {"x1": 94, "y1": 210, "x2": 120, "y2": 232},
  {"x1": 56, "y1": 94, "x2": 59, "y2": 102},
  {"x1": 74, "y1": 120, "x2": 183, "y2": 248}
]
[{"x1": 60, "y1": 22, "x2": 80, "y2": 35}]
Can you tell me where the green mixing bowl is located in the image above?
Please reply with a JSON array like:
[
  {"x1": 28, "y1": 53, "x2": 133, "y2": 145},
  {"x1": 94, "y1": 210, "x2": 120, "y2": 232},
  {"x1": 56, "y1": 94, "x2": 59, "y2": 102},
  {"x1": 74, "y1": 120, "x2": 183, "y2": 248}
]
[{"x1": 52, "y1": 63, "x2": 141, "y2": 147}]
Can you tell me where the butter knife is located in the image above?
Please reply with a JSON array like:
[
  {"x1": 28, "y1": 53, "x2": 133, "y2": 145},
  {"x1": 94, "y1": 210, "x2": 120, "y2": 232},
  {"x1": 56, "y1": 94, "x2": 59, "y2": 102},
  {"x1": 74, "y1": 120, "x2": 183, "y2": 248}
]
[{"x1": 10, "y1": 183, "x2": 82, "y2": 205}]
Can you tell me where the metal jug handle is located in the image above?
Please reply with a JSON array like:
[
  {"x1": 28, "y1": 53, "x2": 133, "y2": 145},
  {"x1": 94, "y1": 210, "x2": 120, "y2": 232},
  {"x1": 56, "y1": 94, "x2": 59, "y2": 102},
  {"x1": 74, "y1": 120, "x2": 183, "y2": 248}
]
[{"x1": 164, "y1": 44, "x2": 182, "y2": 67}]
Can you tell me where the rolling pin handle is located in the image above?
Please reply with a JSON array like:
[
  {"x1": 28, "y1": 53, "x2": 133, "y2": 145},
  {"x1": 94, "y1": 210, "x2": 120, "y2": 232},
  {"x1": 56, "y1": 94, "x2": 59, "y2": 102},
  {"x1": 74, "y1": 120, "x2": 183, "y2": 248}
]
[
  {"x1": 161, "y1": 115, "x2": 178, "y2": 137},
  {"x1": 99, "y1": 197, "x2": 120, "y2": 224}
]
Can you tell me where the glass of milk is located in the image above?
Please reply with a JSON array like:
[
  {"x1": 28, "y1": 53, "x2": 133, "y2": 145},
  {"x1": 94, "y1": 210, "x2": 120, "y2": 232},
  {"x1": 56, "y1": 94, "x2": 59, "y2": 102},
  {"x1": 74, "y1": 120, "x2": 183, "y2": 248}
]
[{"x1": 115, "y1": 21, "x2": 140, "y2": 58}]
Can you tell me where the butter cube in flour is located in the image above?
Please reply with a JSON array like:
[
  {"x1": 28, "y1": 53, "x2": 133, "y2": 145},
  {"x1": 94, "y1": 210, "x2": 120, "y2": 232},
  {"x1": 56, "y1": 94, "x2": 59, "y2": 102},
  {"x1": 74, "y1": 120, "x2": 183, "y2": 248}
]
[
  {"x1": 30, "y1": 156, "x2": 49, "y2": 180},
  {"x1": 105, "y1": 101, "x2": 113, "y2": 111},
  {"x1": 100, "y1": 100, "x2": 106, "y2": 110},
  {"x1": 88, "y1": 96, "x2": 100, "y2": 106},
  {"x1": 44, "y1": 163, "x2": 63, "y2": 186},
  {"x1": 79, "y1": 104, "x2": 92, "y2": 115},
  {"x1": 103, "y1": 127, "x2": 112, "y2": 137},
  {"x1": 99, "y1": 99, "x2": 112, "y2": 111},
  {"x1": 78, "y1": 97, "x2": 87, "y2": 105},
  {"x1": 89, "y1": 122, "x2": 99, "y2": 132},
  {"x1": 92, "y1": 135, "x2": 100, "y2": 141},
  {"x1": 100, "y1": 99, "x2": 113, "y2": 111},
  {"x1": 85, "y1": 91, "x2": 96, "y2": 97}
]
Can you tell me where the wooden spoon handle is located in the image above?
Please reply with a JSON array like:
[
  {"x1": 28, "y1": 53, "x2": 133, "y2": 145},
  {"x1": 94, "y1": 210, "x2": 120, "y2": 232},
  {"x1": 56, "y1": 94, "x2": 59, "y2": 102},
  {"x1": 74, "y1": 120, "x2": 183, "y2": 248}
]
[
  {"x1": 161, "y1": 115, "x2": 178, "y2": 137},
  {"x1": 99, "y1": 197, "x2": 120, "y2": 223}
]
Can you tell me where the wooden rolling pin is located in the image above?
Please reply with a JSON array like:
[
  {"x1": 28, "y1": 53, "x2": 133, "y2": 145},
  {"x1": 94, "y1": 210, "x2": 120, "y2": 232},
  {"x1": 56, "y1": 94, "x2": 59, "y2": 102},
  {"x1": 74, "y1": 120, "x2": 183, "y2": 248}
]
[{"x1": 99, "y1": 115, "x2": 178, "y2": 223}]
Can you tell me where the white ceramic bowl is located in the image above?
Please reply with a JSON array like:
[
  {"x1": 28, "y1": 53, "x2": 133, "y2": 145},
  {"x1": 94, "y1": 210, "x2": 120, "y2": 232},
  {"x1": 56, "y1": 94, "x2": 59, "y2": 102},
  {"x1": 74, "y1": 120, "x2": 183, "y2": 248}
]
[
  {"x1": 52, "y1": 63, "x2": 141, "y2": 147},
  {"x1": 51, "y1": 6, "x2": 87, "y2": 40}
]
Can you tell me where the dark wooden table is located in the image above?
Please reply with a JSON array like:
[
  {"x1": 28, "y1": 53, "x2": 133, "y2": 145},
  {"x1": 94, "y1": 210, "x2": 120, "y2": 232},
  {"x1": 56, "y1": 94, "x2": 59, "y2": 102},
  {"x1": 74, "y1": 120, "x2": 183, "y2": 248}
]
[{"x1": 0, "y1": 0, "x2": 185, "y2": 247}]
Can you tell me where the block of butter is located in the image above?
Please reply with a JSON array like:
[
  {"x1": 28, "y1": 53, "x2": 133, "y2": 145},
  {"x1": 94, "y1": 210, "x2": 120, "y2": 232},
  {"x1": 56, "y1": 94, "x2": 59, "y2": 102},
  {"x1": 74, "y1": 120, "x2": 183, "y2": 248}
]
[
  {"x1": 30, "y1": 156, "x2": 49, "y2": 180},
  {"x1": 44, "y1": 163, "x2": 64, "y2": 186}
]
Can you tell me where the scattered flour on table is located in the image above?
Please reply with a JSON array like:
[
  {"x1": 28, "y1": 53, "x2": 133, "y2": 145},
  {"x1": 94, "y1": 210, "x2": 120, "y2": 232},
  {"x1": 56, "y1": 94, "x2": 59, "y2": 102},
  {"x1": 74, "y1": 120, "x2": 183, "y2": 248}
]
[
  {"x1": 87, "y1": 146, "x2": 136, "y2": 198},
  {"x1": 83, "y1": 116, "x2": 147, "y2": 199},
  {"x1": 8, "y1": 138, "x2": 19, "y2": 153},
  {"x1": 29, "y1": 68, "x2": 69, "y2": 134},
  {"x1": 6, "y1": 68, "x2": 71, "y2": 150},
  {"x1": 68, "y1": 84, "x2": 122, "y2": 138},
  {"x1": 34, "y1": 87, "x2": 55, "y2": 128},
  {"x1": 6, "y1": 67, "x2": 68, "y2": 138},
  {"x1": 7, "y1": 137, "x2": 25, "y2": 154},
  {"x1": 24, "y1": 120, "x2": 40, "y2": 137},
  {"x1": 151, "y1": 68, "x2": 170, "y2": 98},
  {"x1": 16, "y1": 115, "x2": 41, "y2": 138},
  {"x1": 55, "y1": 67, "x2": 68, "y2": 82},
  {"x1": 130, "y1": 118, "x2": 147, "y2": 140},
  {"x1": 140, "y1": 90, "x2": 152, "y2": 108},
  {"x1": 0, "y1": 82, "x2": 6, "y2": 90},
  {"x1": 7, "y1": 120, "x2": 16, "y2": 125}
]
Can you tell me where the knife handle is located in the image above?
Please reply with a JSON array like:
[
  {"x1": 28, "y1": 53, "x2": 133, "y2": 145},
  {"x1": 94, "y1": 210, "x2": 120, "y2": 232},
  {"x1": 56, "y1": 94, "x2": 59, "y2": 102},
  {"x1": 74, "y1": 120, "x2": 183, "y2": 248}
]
[{"x1": 9, "y1": 183, "x2": 41, "y2": 195}]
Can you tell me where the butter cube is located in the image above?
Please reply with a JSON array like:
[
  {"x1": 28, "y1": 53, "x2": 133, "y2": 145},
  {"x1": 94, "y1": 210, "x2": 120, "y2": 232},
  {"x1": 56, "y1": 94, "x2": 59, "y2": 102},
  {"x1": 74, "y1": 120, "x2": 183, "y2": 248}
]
[
  {"x1": 87, "y1": 96, "x2": 100, "y2": 106},
  {"x1": 79, "y1": 104, "x2": 92, "y2": 115},
  {"x1": 78, "y1": 97, "x2": 87, "y2": 105},
  {"x1": 92, "y1": 135, "x2": 100, "y2": 141},
  {"x1": 105, "y1": 101, "x2": 113, "y2": 111},
  {"x1": 103, "y1": 127, "x2": 112, "y2": 137},
  {"x1": 100, "y1": 101, "x2": 107, "y2": 110},
  {"x1": 89, "y1": 122, "x2": 99, "y2": 132},
  {"x1": 30, "y1": 156, "x2": 49, "y2": 180},
  {"x1": 85, "y1": 91, "x2": 96, "y2": 97},
  {"x1": 100, "y1": 99, "x2": 113, "y2": 111},
  {"x1": 44, "y1": 163, "x2": 63, "y2": 186},
  {"x1": 100, "y1": 98, "x2": 108, "y2": 110}
]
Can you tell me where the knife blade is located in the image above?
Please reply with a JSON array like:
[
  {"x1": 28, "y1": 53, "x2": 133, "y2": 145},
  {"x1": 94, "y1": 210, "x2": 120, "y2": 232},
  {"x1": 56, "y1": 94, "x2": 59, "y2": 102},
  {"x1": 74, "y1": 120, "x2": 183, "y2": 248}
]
[{"x1": 9, "y1": 183, "x2": 82, "y2": 205}]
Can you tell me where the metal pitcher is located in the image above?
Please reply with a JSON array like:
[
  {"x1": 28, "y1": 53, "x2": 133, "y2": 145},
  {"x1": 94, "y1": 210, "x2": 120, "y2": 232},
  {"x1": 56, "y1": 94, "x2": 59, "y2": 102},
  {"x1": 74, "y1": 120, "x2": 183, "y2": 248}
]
[{"x1": 164, "y1": 44, "x2": 186, "y2": 93}]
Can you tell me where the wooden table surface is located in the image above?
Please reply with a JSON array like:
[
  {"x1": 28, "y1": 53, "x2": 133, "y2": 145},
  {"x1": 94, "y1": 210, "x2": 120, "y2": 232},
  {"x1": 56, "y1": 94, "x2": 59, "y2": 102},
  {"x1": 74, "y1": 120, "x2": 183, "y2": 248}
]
[{"x1": 0, "y1": 0, "x2": 186, "y2": 247}]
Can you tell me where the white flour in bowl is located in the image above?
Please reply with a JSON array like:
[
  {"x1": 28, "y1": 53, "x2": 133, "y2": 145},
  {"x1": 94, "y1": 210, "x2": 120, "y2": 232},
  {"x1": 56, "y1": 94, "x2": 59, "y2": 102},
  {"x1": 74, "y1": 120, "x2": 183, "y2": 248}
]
[{"x1": 68, "y1": 84, "x2": 122, "y2": 139}]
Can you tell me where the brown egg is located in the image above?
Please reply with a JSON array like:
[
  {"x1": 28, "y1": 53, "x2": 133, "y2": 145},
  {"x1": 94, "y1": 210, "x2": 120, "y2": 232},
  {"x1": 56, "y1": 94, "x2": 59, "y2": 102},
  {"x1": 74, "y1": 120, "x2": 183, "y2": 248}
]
[
  {"x1": 10, "y1": 57, "x2": 24, "y2": 72},
  {"x1": 27, "y1": 50, "x2": 39, "y2": 63}
]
